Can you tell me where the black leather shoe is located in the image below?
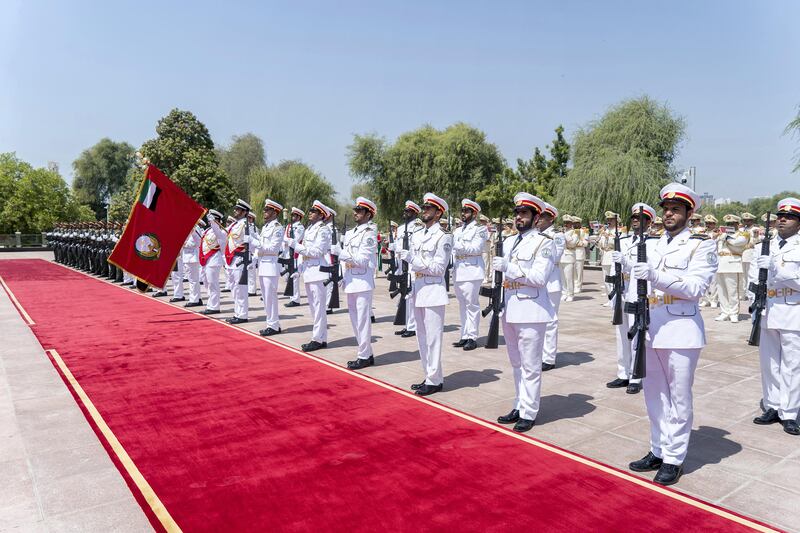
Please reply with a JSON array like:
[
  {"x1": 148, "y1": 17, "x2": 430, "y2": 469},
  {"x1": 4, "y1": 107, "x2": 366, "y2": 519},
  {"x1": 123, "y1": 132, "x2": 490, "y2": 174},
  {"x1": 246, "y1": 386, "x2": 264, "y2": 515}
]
[
  {"x1": 248, "y1": 292, "x2": 257, "y2": 297},
  {"x1": 347, "y1": 356, "x2": 374, "y2": 370},
  {"x1": 226, "y1": 317, "x2": 248, "y2": 324},
  {"x1": 542, "y1": 363, "x2": 555, "y2": 371},
  {"x1": 452, "y1": 339, "x2": 467, "y2": 347},
  {"x1": 410, "y1": 381, "x2": 425, "y2": 391},
  {"x1": 401, "y1": 330, "x2": 416, "y2": 338},
  {"x1": 629, "y1": 452, "x2": 663, "y2": 472},
  {"x1": 653, "y1": 463, "x2": 683, "y2": 486},
  {"x1": 153, "y1": 291, "x2": 168, "y2": 297},
  {"x1": 301, "y1": 340, "x2": 327, "y2": 352},
  {"x1": 497, "y1": 409, "x2": 520, "y2": 424},
  {"x1": 201, "y1": 309, "x2": 220, "y2": 315},
  {"x1": 326, "y1": 309, "x2": 333, "y2": 315},
  {"x1": 185, "y1": 300, "x2": 203, "y2": 308},
  {"x1": 626, "y1": 383, "x2": 642, "y2": 394},
  {"x1": 221, "y1": 289, "x2": 231, "y2": 293},
  {"x1": 513, "y1": 418, "x2": 535, "y2": 433},
  {"x1": 259, "y1": 327, "x2": 281, "y2": 336},
  {"x1": 395, "y1": 329, "x2": 408, "y2": 336},
  {"x1": 169, "y1": 297, "x2": 186, "y2": 302},
  {"x1": 285, "y1": 301, "x2": 300, "y2": 308},
  {"x1": 462, "y1": 339, "x2": 478, "y2": 351},
  {"x1": 607, "y1": 378, "x2": 629, "y2": 388},
  {"x1": 782, "y1": 419, "x2": 800, "y2": 435},
  {"x1": 753, "y1": 408, "x2": 780, "y2": 425},
  {"x1": 370, "y1": 316, "x2": 376, "y2": 324},
  {"x1": 415, "y1": 383, "x2": 443, "y2": 396}
]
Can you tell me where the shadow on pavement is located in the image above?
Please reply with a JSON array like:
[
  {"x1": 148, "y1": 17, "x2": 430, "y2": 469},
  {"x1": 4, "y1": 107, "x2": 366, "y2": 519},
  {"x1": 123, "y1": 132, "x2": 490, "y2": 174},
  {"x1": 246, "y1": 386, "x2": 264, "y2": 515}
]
[
  {"x1": 555, "y1": 351, "x2": 594, "y2": 367},
  {"x1": 536, "y1": 393, "x2": 596, "y2": 425},
  {"x1": 443, "y1": 368, "x2": 502, "y2": 391},
  {"x1": 684, "y1": 426, "x2": 743, "y2": 474},
  {"x1": 376, "y1": 350, "x2": 419, "y2": 365}
]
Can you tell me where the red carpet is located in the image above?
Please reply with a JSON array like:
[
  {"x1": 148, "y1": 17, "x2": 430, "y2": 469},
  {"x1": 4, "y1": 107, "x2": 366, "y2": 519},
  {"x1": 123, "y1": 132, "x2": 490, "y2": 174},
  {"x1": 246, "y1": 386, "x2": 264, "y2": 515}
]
[{"x1": 0, "y1": 259, "x2": 773, "y2": 532}]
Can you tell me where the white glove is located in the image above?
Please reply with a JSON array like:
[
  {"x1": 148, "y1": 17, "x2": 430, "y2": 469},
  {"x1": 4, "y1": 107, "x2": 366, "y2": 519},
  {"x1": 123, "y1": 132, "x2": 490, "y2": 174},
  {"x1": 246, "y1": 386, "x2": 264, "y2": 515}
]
[
  {"x1": 755, "y1": 255, "x2": 772, "y2": 270},
  {"x1": 632, "y1": 262, "x2": 654, "y2": 282},
  {"x1": 611, "y1": 251, "x2": 623, "y2": 264},
  {"x1": 492, "y1": 256, "x2": 507, "y2": 272},
  {"x1": 291, "y1": 272, "x2": 300, "y2": 279},
  {"x1": 330, "y1": 244, "x2": 342, "y2": 256},
  {"x1": 284, "y1": 237, "x2": 296, "y2": 249},
  {"x1": 397, "y1": 249, "x2": 410, "y2": 261},
  {"x1": 388, "y1": 242, "x2": 396, "y2": 252}
]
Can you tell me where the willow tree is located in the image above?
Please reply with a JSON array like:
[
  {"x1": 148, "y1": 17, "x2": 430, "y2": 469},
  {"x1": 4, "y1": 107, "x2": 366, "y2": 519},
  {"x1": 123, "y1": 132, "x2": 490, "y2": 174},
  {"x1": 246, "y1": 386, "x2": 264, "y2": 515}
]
[
  {"x1": 556, "y1": 97, "x2": 686, "y2": 221},
  {"x1": 248, "y1": 160, "x2": 336, "y2": 224}
]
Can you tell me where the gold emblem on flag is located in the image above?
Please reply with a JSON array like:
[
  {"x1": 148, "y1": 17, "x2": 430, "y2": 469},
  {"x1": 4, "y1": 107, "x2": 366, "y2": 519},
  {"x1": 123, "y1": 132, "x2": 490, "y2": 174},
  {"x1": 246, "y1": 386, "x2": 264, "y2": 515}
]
[{"x1": 135, "y1": 233, "x2": 162, "y2": 260}]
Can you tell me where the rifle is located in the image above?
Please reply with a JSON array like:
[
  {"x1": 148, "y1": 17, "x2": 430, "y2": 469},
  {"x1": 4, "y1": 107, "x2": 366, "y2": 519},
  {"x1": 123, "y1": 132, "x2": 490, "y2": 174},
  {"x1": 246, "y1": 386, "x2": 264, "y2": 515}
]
[
  {"x1": 626, "y1": 206, "x2": 649, "y2": 380},
  {"x1": 392, "y1": 220, "x2": 410, "y2": 326},
  {"x1": 237, "y1": 211, "x2": 251, "y2": 286},
  {"x1": 479, "y1": 221, "x2": 505, "y2": 349},
  {"x1": 748, "y1": 212, "x2": 771, "y2": 346},
  {"x1": 605, "y1": 225, "x2": 624, "y2": 325},
  {"x1": 321, "y1": 215, "x2": 341, "y2": 310},
  {"x1": 385, "y1": 226, "x2": 398, "y2": 293},
  {"x1": 279, "y1": 221, "x2": 296, "y2": 297}
]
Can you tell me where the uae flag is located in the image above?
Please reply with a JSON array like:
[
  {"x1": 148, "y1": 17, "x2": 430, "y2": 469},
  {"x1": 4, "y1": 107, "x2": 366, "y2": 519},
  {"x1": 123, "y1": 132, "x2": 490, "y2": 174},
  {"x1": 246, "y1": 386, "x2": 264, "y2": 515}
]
[{"x1": 109, "y1": 165, "x2": 207, "y2": 290}]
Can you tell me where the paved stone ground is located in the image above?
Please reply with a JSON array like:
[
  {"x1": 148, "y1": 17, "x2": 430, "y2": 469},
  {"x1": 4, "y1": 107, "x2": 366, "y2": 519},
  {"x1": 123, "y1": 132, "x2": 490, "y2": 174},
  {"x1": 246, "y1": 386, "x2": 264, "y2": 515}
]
[{"x1": 1, "y1": 252, "x2": 798, "y2": 532}]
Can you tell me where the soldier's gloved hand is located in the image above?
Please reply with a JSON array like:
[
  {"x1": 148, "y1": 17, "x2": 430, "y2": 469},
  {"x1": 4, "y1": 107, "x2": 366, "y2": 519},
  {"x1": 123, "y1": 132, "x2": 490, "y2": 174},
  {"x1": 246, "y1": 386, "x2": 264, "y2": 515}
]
[
  {"x1": 387, "y1": 242, "x2": 396, "y2": 252},
  {"x1": 755, "y1": 255, "x2": 773, "y2": 270},
  {"x1": 330, "y1": 244, "x2": 342, "y2": 256},
  {"x1": 632, "y1": 262, "x2": 654, "y2": 281},
  {"x1": 284, "y1": 237, "x2": 297, "y2": 249},
  {"x1": 492, "y1": 257, "x2": 507, "y2": 272},
  {"x1": 611, "y1": 251, "x2": 623, "y2": 264},
  {"x1": 291, "y1": 272, "x2": 300, "y2": 279},
  {"x1": 397, "y1": 249, "x2": 411, "y2": 261}
]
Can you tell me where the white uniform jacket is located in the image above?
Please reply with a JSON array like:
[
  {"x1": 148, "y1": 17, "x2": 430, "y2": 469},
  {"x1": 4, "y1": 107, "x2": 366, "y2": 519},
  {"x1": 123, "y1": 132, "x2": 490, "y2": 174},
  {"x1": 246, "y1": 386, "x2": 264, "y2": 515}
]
[
  {"x1": 282, "y1": 221, "x2": 305, "y2": 258},
  {"x1": 181, "y1": 226, "x2": 202, "y2": 264},
  {"x1": 295, "y1": 221, "x2": 331, "y2": 283},
  {"x1": 206, "y1": 220, "x2": 229, "y2": 268},
  {"x1": 409, "y1": 224, "x2": 453, "y2": 307},
  {"x1": 574, "y1": 228, "x2": 589, "y2": 261},
  {"x1": 252, "y1": 219, "x2": 284, "y2": 277},
  {"x1": 543, "y1": 226, "x2": 565, "y2": 293},
  {"x1": 717, "y1": 230, "x2": 748, "y2": 274},
  {"x1": 618, "y1": 234, "x2": 659, "y2": 303},
  {"x1": 339, "y1": 223, "x2": 378, "y2": 293},
  {"x1": 644, "y1": 229, "x2": 718, "y2": 349},
  {"x1": 502, "y1": 230, "x2": 556, "y2": 324},
  {"x1": 560, "y1": 230, "x2": 578, "y2": 264},
  {"x1": 452, "y1": 221, "x2": 488, "y2": 282},
  {"x1": 599, "y1": 229, "x2": 617, "y2": 267},
  {"x1": 749, "y1": 234, "x2": 800, "y2": 331}
]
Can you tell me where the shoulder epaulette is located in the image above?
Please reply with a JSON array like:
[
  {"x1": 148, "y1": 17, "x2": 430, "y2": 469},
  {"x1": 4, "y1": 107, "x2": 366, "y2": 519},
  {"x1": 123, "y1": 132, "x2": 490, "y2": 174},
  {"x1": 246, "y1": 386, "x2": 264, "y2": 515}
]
[
  {"x1": 619, "y1": 235, "x2": 631, "y2": 239},
  {"x1": 540, "y1": 233, "x2": 552, "y2": 240},
  {"x1": 646, "y1": 235, "x2": 659, "y2": 240},
  {"x1": 690, "y1": 234, "x2": 710, "y2": 240}
]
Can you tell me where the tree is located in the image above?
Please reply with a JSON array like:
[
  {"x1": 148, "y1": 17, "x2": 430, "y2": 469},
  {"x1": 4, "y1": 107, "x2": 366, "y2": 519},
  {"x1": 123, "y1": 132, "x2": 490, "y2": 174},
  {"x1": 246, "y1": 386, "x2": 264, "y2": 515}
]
[
  {"x1": 556, "y1": 96, "x2": 686, "y2": 221},
  {"x1": 107, "y1": 165, "x2": 145, "y2": 223},
  {"x1": 72, "y1": 138, "x2": 135, "y2": 219},
  {"x1": 348, "y1": 123, "x2": 505, "y2": 221},
  {"x1": 217, "y1": 133, "x2": 267, "y2": 199},
  {"x1": 0, "y1": 153, "x2": 94, "y2": 233},
  {"x1": 248, "y1": 160, "x2": 336, "y2": 224},
  {"x1": 786, "y1": 105, "x2": 800, "y2": 173},
  {"x1": 140, "y1": 109, "x2": 236, "y2": 211}
]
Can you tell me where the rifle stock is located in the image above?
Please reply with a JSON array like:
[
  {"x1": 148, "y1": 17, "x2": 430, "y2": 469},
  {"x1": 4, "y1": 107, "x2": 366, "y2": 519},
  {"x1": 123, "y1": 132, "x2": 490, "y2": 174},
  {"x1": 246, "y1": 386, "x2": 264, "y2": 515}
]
[
  {"x1": 748, "y1": 212, "x2": 771, "y2": 346},
  {"x1": 627, "y1": 207, "x2": 649, "y2": 380},
  {"x1": 325, "y1": 215, "x2": 341, "y2": 309},
  {"x1": 482, "y1": 221, "x2": 505, "y2": 349},
  {"x1": 283, "y1": 221, "x2": 296, "y2": 297},
  {"x1": 393, "y1": 220, "x2": 411, "y2": 326},
  {"x1": 605, "y1": 226, "x2": 624, "y2": 325}
]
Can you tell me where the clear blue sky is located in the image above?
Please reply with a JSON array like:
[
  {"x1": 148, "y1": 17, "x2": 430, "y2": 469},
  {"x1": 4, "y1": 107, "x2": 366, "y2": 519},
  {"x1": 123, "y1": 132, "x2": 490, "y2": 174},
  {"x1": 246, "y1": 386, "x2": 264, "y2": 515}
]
[{"x1": 1, "y1": 0, "x2": 798, "y2": 202}]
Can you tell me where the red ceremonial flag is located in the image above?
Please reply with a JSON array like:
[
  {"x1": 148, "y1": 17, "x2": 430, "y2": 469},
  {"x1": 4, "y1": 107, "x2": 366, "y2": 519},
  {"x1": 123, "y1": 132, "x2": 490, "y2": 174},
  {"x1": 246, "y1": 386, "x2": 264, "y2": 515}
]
[{"x1": 109, "y1": 165, "x2": 207, "y2": 289}]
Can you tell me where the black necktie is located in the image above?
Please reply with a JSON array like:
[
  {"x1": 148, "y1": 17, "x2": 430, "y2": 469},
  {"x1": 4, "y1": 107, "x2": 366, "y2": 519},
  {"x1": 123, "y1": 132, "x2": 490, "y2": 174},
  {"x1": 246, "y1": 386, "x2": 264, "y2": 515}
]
[
  {"x1": 510, "y1": 235, "x2": 522, "y2": 252},
  {"x1": 779, "y1": 239, "x2": 787, "y2": 249},
  {"x1": 632, "y1": 235, "x2": 638, "y2": 244},
  {"x1": 667, "y1": 235, "x2": 673, "y2": 245}
]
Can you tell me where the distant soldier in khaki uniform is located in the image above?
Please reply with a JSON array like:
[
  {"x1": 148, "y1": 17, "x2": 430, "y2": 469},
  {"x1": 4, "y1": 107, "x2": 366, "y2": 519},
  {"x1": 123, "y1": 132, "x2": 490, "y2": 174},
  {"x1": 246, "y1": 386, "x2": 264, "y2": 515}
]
[
  {"x1": 740, "y1": 212, "x2": 757, "y2": 299},
  {"x1": 650, "y1": 216, "x2": 665, "y2": 237},
  {"x1": 559, "y1": 215, "x2": 578, "y2": 302},
  {"x1": 699, "y1": 215, "x2": 720, "y2": 308},
  {"x1": 598, "y1": 211, "x2": 620, "y2": 302},
  {"x1": 573, "y1": 217, "x2": 589, "y2": 293},
  {"x1": 715, "y1": 214, "x2": 748, "y2": 322}
]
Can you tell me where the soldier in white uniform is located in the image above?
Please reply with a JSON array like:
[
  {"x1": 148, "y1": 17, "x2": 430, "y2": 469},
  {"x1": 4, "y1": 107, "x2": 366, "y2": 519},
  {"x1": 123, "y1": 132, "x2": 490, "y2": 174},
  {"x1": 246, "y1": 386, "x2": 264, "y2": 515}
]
[
  {"x1": 219, "y1": 199, "x2": 252, "y2": 324},
  {"x1": 200, "y1": 209, "x2": 225, "y2": 315},
  {"x1": 332, "y1": 197, "x2": 379, "y2": 369},
  {"x1": 223, "y1": 215, "x2": 237, "y2": 293},
  {"x1": 182, "y1": 221, "x2": 204, "y2": 307},
  {"x1": 287, "y1": 200, "x2": 332, "y2": 351},
  {"x1": 559, "y1": 216, "x2": 578, "y2": 302},
  {"x1": 246, "y1": 212, "x2": 259, "y2": 297},
  {"x1": 628, "y1": 183, "x2": 717, "y2": 486},
  {"x1": 283, "y1": 208, "x2": 305, "y2": 307},
  {"x1": 699, "y1": 215, "x2": 720, "y2": 308},
  {"x1": 252, "y1": 199, "x2": 284, "y2": 336},
  {"x1": 608, "y1": 203, "x2": 658, "y2": 395},
  {"x1": 397, "y1": 193, "x2": 452, "y2": 396},
  {"x1": 751, "y1": 198, "x2": 800, "y2": 436},
  {"x1": 493, "y1": 192, "x2": 556, "y2": 433},
  {"x1": 391, "y1": 201, "x2": 424, "y2": 337},
  {"x1": 573, "y1": 217, "x2": 589, "y2": 293},
  {"x1": 740, "y1": 212, "x2": 757, "y2": 299},
  {"x1": 537, "y1": 202, "x2": 565, "y2": 371},
  {"x1": 451, "y1": 199, "x2": 488, "y2": 351},
  {"x1": 715, "y1": 214, "x2": 748, "y2": 322},
  {"x1": 598, "y1": 211, "x2": 621, "y2": 303}
]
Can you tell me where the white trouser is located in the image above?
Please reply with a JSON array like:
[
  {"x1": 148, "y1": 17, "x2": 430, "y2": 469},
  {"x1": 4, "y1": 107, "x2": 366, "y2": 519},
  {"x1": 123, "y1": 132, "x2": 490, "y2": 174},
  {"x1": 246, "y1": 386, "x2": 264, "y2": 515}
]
[
  {"x1": 614, "y1": 311, "x2": 641, "y2": 383},
  {"x1": 717, "y1": 273, "x2": 740, "y2": 318},
  {"x1": 326, "y1": 278, "x2": 333, "y2": 307},
  {"x1": 574, "y1": 259, "x2": 585, "y2": 292},
  {"x1": 455, "y1": 280, "x2": 481, "y2": 340},
  {"x1": 248, "y1": 265, "x2": 257, "y2": 294},
  {"x1": 232, "y1": 265, "x2": 249, "y2": 319},
  {"x1": 740, "y1": 262, "x2": 751, "y2": 298},
  {"x1": 123, "y1": 271, "x2": 133, "y2": 283},
  {"x1": 702, "y1": 276, "x2": 719, "y2": 306},
  {"x1": 285, "y1": 272, "x2": 301, "y2": 303},
  {"x1": 348, "y1": 291, "x2": 373, "y2": 359},
  {"x1": 406, "y1": 291, "x2": 417, "y2": 332},
  {"x1": 560, "y1": 264, "x2": 574, "y2": 298},
  {"x1": 259, "y1": 275, "x2": 280, "y2": 329},
  {"x1": 225, "y1": 266, "x2": 235, "y2": 291},
  {"x1": 306, "y1": 281, "x2": 327, "y2": 342},
  {"x1": 171, "y1": 258, "x2": 185, "y2": 298},
  {"x1": 542, "y1": 291, "x2": 561, "y2": 365},
  {"x1": 204, "y1": 264, "x2": 221, "y2": 311},
  {"x1": 760, "y1": 327, "x2": 800, "y2": 421},
  {"x1": 185, "y1": 263, "x2": 201, "y2": 303},
  {"x1": 502, "y1": 320, "x2": 547, "y2": 421},
  {"x1": 601, "y1": 265, "x2": 612, "y2": 296},
  {"x1": 413, "y1": 305, "x2": 445, "y2": 385},
  {"x1": 644, "y1": 347, "x2": 700, "y2": 465}
]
